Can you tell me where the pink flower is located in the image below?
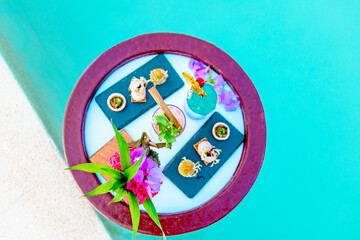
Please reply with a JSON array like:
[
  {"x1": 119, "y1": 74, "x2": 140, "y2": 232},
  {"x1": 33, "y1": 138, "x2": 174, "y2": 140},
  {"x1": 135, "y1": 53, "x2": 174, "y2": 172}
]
[
  {"x1": 189, "y1": 59, "x2": 195, "y2": 69},
  {"x1": 108, "y1": 147, "x2": 164, "y2": 204},
  {"x1": 189, "y1": 59, "x2": 211, "y2": 80},
  {"x1": 108, "y1": 152, "x2": 121, "y2": 170}
]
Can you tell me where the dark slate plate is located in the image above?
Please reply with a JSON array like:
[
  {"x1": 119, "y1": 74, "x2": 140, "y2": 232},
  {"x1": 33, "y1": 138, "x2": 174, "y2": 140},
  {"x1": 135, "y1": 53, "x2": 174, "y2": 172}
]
[
  {"x1": 163, "y1": 112, "x2": 245, "y2": 198},
  {"x1": 95, "y1": 54, "x2": 185, "y2": 129}
]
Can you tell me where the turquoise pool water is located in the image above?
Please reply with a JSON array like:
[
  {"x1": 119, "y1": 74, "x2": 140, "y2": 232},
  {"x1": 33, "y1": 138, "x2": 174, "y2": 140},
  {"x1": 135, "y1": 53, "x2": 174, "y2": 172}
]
[{"x1": 1, "y1": 1, "x2": 360, "y2": 239}]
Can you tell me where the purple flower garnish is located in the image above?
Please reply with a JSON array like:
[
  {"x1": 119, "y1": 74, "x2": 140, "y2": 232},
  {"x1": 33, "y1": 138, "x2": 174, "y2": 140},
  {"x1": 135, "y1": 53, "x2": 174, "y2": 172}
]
[
  {"x1": 218, "y1": 88, "x2": 240, "y2": 111},
  {"x1": 225, "y1": 99, "x2": 240, "y2": 111},
  {"x1": 189, "y1": 59, "x2": 211, "y2": 80},
  {"x1": 194, "y1": 71, "x2": 207, "y2": 80},
  {"x1": 214, "y1": 75, "x2": 225, "y2": 88},
  {"x1": 189, "y1": 59, "x2": 195, "y2": 69},
  {"x1": 193, "y1": 61, "x2": 205, "y2": 70}
]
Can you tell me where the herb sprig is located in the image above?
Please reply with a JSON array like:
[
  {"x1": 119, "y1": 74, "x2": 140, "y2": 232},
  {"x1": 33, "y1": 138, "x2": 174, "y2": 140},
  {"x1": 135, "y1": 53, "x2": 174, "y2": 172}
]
[{"x1": 154, "y1": 114, "x2": 182, "y2": 149}]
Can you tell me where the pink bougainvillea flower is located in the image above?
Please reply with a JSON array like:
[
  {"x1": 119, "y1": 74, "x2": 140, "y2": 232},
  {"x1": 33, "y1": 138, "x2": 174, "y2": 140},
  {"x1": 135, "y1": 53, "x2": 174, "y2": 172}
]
[
  {"x1": 193, "y1": 61, "x2": 205, "y2": 70},
  {"x1": 225, "y1": 99, "x2": 240, "y2": 111},
  {"x1": 214, "y1": 74, "x2": 225, "y2": 89},
  {"x1": 218, "y1": 88, "x2": 240, "y2": 111},
  {"x1": 197, "y1": 64, "x2": 210, "y2": 75},
  {"x1": 108, "y1": 147, "x2": 164, "y2": 204},
  {"x1": 194, "y1": 71, "x2": 207, "y2": 80},
  {"x1": 189, "y1": 59, "x2": 195, "y2": 69},
  {"x1": 189, "y1": 59, "x2": 212, "y2": 80},
  {"x1": 212, "y1": 74, "x2": 240, "y2": 111},
  {"x1": 218, "y1": 88, "x2": 238, "y2": 104}
]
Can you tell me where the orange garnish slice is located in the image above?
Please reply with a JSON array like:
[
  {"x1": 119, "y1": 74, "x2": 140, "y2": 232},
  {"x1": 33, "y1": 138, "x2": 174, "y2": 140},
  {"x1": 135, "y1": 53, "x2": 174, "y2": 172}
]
[{"x1": 182, "y1": 72, "x2": 206, "y2": 97}]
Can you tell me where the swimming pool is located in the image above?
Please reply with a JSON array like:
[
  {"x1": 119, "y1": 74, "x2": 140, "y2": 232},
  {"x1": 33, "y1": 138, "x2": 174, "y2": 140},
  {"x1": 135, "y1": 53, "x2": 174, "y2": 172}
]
[{"x1": 1, "y1": 1, "x2": 360, "y2": 239}]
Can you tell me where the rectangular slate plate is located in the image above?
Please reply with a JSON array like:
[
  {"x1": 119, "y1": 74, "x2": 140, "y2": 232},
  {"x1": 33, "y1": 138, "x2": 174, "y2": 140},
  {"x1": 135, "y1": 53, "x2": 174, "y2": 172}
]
[
  {"x1": 163, "y1": 112, "x2": 245, "y2": 198},
  {"x1": 95, "y1": 54, "x2": 185, "y2": 129}
]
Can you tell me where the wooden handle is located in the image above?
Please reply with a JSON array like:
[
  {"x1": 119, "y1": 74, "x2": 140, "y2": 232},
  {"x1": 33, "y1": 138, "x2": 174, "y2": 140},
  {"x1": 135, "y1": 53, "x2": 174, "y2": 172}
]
[{"x1": 148, "y1": 86, "x2": 181, "y2": 129}]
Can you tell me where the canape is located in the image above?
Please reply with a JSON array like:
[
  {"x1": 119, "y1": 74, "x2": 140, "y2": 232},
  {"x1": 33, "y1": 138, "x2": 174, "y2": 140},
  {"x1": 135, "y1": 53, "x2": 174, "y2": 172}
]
[
  {"x1": 129, "y1": 77, "x2": 147, "y2": 102},
  {"x1": 212, "y1": 122, "x2": 230, "y2": 140},
  {"x1": 150, "y1": 68, "x2": 168, "y2": 85},
  {"x1": 193, "y1": 138, "x2": 221, "y2": 167},
  {"x1": 178, "y1": 157, "x2": 202, "y2": 177},
  {"x1": 107, "y1": 93, "x2": 126, "y2": 112}
]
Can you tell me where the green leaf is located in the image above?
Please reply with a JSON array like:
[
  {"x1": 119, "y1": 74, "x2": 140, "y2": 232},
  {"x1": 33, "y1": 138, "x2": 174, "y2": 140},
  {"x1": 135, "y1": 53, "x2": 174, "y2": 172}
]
[
  {"x1": 66, "y1": 163, "x2": 123, "y2": 179},
  {"x1": 112, "y1": 188, "x2": 128, "y2": 202},
  {"x1": 111, "y1": 120, "x2": 131, "y2": 171},
  {"x1": 128, "y1": 192, "x2": 140, "y2": 239},
  {"x1": 142, "y1": 198, "x2": 166, "y2": 239},
  {"x1": 123, "y1": 153, "x2": 145, "y2": 182},
  {"x1": 84, "y1": 179, "x2": 117, "y2": 197},
  {"x1": 111, "y1": 181, "x2": 126, "y2": 191},
  {"x1": 166, "y1": 119, "x2": 174, "y2": 128},
  {"x1": 174, "y1": 126, "x2": 182, "y2": 135},
  {"x1": 66, "y1": 163, "x2": 114, "y2": 171},
  {"x1": 158, "y1": 124, "x2": 167, "y2": 132},
  {"x1": 165, "y1": 133, "x2": 176, "y2": 144},
  {"x1": 158, "y1": 132, "x2": 166, "y2": 141},
  {"x1": 154, "y1": 114, "x2": 167, "y2": 126}
]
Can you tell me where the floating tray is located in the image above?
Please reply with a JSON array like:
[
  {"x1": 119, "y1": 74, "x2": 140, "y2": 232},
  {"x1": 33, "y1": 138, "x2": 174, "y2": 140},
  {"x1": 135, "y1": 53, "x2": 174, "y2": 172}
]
[
  {"x1": 163, "y1": 112, "x2": 245, "y2": 198},
  {"x1": 64, "y1": 33, "x2": 266, "y2": 236},
  {"x1": 95, "y1": 54, "x2": 184, "y2": 129}
]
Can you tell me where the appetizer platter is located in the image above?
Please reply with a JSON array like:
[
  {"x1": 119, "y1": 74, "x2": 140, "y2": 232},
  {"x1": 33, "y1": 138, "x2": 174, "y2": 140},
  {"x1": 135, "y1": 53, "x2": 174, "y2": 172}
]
[{"x1": 63, "y1": 33, "x2": 266, "y2": 236}]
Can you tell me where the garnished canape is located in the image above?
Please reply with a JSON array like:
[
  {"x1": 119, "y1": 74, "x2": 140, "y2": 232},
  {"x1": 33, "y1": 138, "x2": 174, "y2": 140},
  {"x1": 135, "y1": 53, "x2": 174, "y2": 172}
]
[
  {"x1": 193, "y1": 138, "x2": 222, "y2": 167},
  {"x1": 107, "y1": 93, "x2": 126, "y2": 112},
  {"x1": 129, "y1": 77, "x2": 147, "y2": 102},
  {"x1": 178, "y1": 157, "x2": 202, "y2": 177},
  {"x1": 212, "y1": 122, "x2": 230, "y2": 140},
  {"x1": 150, "y1": 68, "x2": 168, "y2": 85}
]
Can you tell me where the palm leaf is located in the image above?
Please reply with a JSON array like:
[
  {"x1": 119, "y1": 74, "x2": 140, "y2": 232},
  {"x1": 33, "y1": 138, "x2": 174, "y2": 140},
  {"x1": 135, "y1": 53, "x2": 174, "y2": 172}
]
[
  {"x1": 66, "y1": 163, "x2": 123, "y2": 180},
  {"x1": 83, "y1": 179, "x2": 117, "y2": 197},
  {"x1": 128, "y1": 192, "x2": 140, "y2": 239},
  {"x1": 111, "y1": 188, "x2": 128, "y2": 203},
  {"x1": 111, "y1": 120, "x2": 131, "y2": 171},
  {"x1": 142, "y1": 198, "x2": 166, "y2": 239},
  {"x1": 123, "y1": 153, "x2": 145, "y2": 182}
]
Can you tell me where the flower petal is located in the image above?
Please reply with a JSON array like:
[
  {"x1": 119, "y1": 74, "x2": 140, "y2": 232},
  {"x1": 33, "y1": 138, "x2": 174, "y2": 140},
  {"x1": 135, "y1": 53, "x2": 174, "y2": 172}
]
[
  {"x1": 194, "y1": 61, "x2": 205, "y2": 70},
  {"x1": 132, "y1": 170, "x2": 144, "y2": 183},
  {"x1": 214, "y1": 75, "x2": 225, "y2": 88},
  {"x1": 189, "y1": 59, "x2": 195, "y2": 69},
  {"x1": 194, "y1": 71, "x2": 207, "y2": 80},
  {"x1": 225, "y1": 100, "x2": 240, "y2": 111}
]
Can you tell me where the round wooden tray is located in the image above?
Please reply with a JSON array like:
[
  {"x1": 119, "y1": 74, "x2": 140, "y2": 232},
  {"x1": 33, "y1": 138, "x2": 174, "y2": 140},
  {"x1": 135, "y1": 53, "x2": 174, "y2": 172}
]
[{"x1": 63, "y1": 33, "x2": 266, "y2": 236}]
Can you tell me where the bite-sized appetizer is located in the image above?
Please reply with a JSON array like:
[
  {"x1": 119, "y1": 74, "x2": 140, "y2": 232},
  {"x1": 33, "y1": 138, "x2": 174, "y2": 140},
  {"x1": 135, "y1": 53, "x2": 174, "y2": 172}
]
[
  {"x1": 212, "y1": 122, "x2": 230, "y2": 140},
  {"x1": 178, "y1": 157, "x2": 202, "y2": 178},
  {"x1": 193, "y1": 138, "x2": 221, "y2": 167},
  {"x1": 107, "y1": 93, "x2": 126, "y2": 112},
  {"x1": 129, "y1": 77, "x2": 147, "y2": 102},
  {"x1": 150, "y1": 68, "x2": 168, "y2": 85}
]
